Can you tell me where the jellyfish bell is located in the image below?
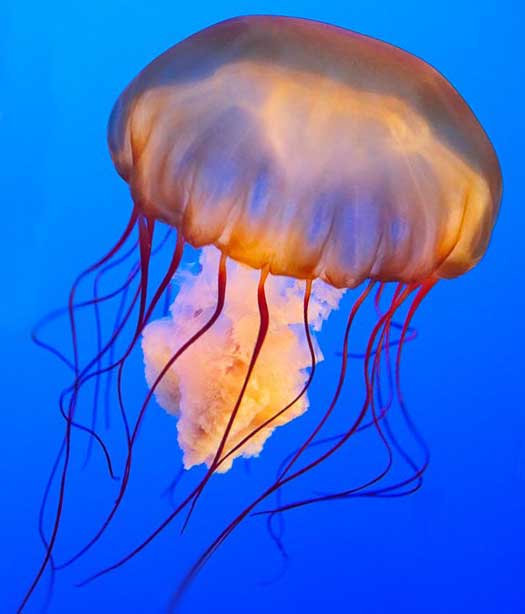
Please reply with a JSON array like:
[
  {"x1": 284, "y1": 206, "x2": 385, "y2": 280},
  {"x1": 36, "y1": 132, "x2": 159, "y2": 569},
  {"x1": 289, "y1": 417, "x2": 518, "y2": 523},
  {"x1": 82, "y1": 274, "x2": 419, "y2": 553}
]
[
  {"x1": 109, "y1": 15, "x2": 501, "y2": 286},
  {"x1": 22, "y1": 15, "x2": 502, "y2": 611},
  {"x1": 109, "y1": 14, "x2": 501, "y2": 473}
]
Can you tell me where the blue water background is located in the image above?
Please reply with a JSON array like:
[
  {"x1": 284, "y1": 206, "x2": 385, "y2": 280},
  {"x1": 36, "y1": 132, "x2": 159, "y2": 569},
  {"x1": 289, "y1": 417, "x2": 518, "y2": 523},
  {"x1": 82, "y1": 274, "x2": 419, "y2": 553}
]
[{"x1": 1, "y1": 1, "x2": 524, "y2": 612}]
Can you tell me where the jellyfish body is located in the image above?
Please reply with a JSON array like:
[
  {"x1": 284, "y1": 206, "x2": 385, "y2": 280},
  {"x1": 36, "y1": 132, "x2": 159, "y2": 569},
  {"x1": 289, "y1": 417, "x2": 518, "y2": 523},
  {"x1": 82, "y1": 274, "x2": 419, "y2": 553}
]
[
  {"x1": 109, "y1": 15, "x2": 501, "y2": 286},
  {"x1": 22, "y1": 16, "x2": 502, "y2": 612},
  {"x1": 110, "y1": 14, "x2": 501, "y2": 476}
]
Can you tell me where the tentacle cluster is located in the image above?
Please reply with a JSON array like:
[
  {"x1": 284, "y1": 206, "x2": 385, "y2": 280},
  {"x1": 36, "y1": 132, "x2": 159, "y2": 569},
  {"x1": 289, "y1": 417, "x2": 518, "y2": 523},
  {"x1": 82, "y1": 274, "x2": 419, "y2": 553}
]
[{"x1": 21, "y1": 208, "x2": 436, "y2": 613}]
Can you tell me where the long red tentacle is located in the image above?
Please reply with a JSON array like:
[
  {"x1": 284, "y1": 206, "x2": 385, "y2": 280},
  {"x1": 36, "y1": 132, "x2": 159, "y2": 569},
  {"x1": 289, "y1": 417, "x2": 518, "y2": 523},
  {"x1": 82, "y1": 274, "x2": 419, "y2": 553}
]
[
  {"x1": 18, "y1": 208, "x2": 139, "y2": 613},
  {"x1": 76, "y1": 263, "x2": 273, "y2": 586},
  {"x1": 77, "y1": 281, "x2": 374, "y2": 590},
  {"x1": 114, "y1": 231, "x2": 184, "y2": 446},
  {"x1": 60, "y1": 253, "x2": 228, "y2": 570},
  {"x1": 167, "y1": 283, "x2": 415, "y2": 610},
  {"x1": 37, "y1": 236, "x2": 166, "y2": 596},
  {"x1": 76, "y1": 277, "x2": 434, "y2": 609},
  {"x1": 218, "y1": 279, "x2": 316, "y2": 470},
  {"x1": 277, "y1": 281, "x2": 375, "y2": 481},
  {"x1": 181, "y1": 266, "x2": 270, "y2": 531},
  {"x1": 257, "y1": 284, "x2": 408, "y2": 514}
]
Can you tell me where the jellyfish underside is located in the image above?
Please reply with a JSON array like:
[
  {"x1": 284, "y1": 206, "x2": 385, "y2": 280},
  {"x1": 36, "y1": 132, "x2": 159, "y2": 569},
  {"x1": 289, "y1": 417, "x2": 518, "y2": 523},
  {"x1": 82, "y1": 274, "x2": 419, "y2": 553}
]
[{"x1": 21, "y1": 15, "x2": 501, "y2": 612}]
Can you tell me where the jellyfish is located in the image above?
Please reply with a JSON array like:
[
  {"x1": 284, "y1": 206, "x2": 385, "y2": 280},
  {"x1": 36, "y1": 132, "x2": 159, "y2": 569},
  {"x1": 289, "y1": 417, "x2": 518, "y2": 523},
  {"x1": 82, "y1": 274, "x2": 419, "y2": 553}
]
[{"x1": 21, "y1": 15, "x2": 501, "y2": 611}]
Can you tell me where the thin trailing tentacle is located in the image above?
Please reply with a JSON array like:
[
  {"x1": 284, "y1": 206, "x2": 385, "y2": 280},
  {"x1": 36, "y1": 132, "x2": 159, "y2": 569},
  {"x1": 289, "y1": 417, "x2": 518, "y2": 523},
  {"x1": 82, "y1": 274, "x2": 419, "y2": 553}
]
[
  {"x1": 77, "y1": 281, "x2": 374, "y2": 592},
  {"x1": 257, "y1": 284, "x2": 408, "y2": 514},
  {"x1": 256, "y1": 280, "x2": 437, "y2": 513},
  {"x1": 77, "y1": 276, "x2": 314, "y2": 585},
  {"x1": 181, "y1": 265, "x2": 271, "y2": 531},
  {"x1": 33, "y1": 238, "x2": 141, "y2": 486},
  {"x1": 18, "y1": 208, "x2": 139, "y2": 613},
  {"x1": 83, "y1": 243, "x2": 139, "y2": 467},
  {"x1": 60, "y1": 253, "x2": 227, "y2": 571},
  {"x1": 50, "y1": 228, "x2": 175, "y2": 468},
  {"x1": 277, "y1": 282, "x2": 376, "y2": 482},
  {"x1": 167, "y1": 283, "x2": 415, "y2": 610},
  {"x1": 161, "y1": 467, "x2": 186, "y2": 511},
  {"x1": 358, "y1": 278, "x2": 437, "y2": 500},
  {"x1": 324, "y1": 280, "x2": 435, "y2": 502},
  {"x1": 47, "y1": 227, "x2": 179, "y2": 491},
  {"x1": 217, "y1": 279, "x2": 316, "y2": 470},
  {"x1": 33, "y1": 243, "x2": 144, "y2": 613},
  {"x1": 113, "y1": 230, "x2": 184, "y2": 451},
  {"x1": 335, "y1": 279, "x2": 436, "y2": 503},
  {"x1": 84, "y1": 228, "x2": 171, "y2": 467},
  {"x1": 103, "y1": 277, "x2": 132, "y2": 430},
  {"x1": 76, "y1": 278, "x2": 432, "y2": 607},
  {"x1": 76, "y1": 261, "x2": 276, "y2": 586}
]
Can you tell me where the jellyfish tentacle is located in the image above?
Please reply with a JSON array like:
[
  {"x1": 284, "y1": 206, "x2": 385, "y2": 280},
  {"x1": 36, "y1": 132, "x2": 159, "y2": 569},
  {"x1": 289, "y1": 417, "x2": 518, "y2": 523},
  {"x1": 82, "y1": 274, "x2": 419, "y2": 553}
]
[
  {"x1": 256, "y1": 289, "x2": 406, "y2": 514},
  {"x1": 83, "y1": 228, "x2": 172, "y2": 440},
  {"x1": 108, "y1": 216, "x2": 155, "y2": 439},
  {"x1": 36, "y1": 440, "x2": 64, "y2": 614},
  {"x1": 56, "y1": 283, "x2": 141, "y2": 424},
  {"x1": 32, "y1": 222, "x2": 140, "y2": 427},
  {"x1": 210, "y1": 279, "x2": 317, "y2": 563},
  {"x1": 254, "y1": 280, "x2": 436, "y2": 513},
  {"x1": 27, "y1": 216, "x2": 144, "y2": 610},
  {"x1": 77, "y1": 276, "x2": 314, "y2": 585},
  {"x1": 33, "y1": 220, "x2": 140, "y2": 492},
  {"x1": 161, "y1": 466, "x2": 186, "y2": 510},
  {"x1": 104, "y1": 278, "x2": 132, "y2": 430},
  {"x1": 74, "y1": 280, "x2": 408, "y2": 593},
  {"x1": 37, "y1": 271, "x2": 140, "y2": 517},
  {"x1": 326, "y1": 279, "x2": 436, "y2": 502},
  {"x1": 54, "y1": 226, "x2": 175, "y2": 467},
  {"x1": 277, "y1": 281, "x2": 375, "y2": 482},
  {"x1": 269, "y1": 298, "x2": 400, "y2": 512},
  {"x1": 137, "y1": 216, "x2": 155, "y2": 328},
  {"x1": 181, "y1": 265, "x2": 271, "y2": 532},
  {"x1": 212, "y1": 278, "x2": 316, "y2": 566},
  {"x1": 79, "y1": 281, "x2": 373, "y2": 588},
  {"x1": 35, "y1": 277, "x2": 143, "y2": 606},
  {"x1": 76, "y1": 261, "x2": 272, "y2": 586},
  {"x1": 87, "y1": 241, "x2": 141, "y2": 459},
  {"x1": 31, "y1": 241, "x2": 139, "y2": 371},
  {"x1": 351, "y1": 305, "x2": 398, "y2": 496},
  {"x1": 106, "y1": 216, "x2": 155, "y2": 441},
  {"x1": 60, "y1": 254, "x2": 227, "y2": 572},
  {"x1": 85, "y1": 229, "x2": 171, "y2": 467},
  {"x1": 18, "y1": 207, "x2": 140, "y2": 614},
  {"x1": 269, "y1": 285, "x2": 417, "y2": 511},
  {"x1": 358, "y1": 279, "x2": 436, "y2": 501},
  {"x1": 263, "y1": 510, "x2": 289, "y2": 585},
  {"x1": 167, "y1": 284, "x2": 416, "y2": 610},
  {"x1": 217, "y1": 279, "x2": 316, "y2": 470},
  {"x1": 114, "y1": 230, "x2": 184, "y2": 451},
  {"x1": 48, "y1": 227, "x2": 178, "y2": 481},
  {"x1": 374, "y1": 283, "x2": 386, "y2": 315},
  {"x1": 363, "y1": 278, "x2": 437, "y2": 499},
  {"x1": 80, "y1": 245, "x2": 140, "y2": 471}
]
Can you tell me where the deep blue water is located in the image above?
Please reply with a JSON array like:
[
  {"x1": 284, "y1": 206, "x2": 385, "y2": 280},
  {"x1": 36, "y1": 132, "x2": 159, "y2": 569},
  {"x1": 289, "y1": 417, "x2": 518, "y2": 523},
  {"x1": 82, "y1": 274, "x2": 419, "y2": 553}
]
[{"x1": 2, "y1": 1, "x2": 524, "y2": 613}]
